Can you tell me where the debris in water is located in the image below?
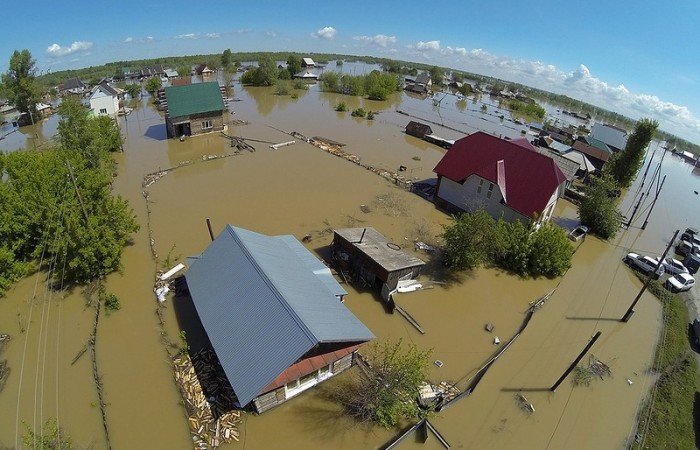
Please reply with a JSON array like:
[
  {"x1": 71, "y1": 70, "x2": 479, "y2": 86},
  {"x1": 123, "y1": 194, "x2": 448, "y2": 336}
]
[
  {"x1": 302, "y1": 234, "x2": 313, "y2": 243},
  {"x1": 269, "y1": 140, "x2": 296, "y2": 150},
  {"x1": 414, "y1": 241, "x2": 435, "y2": 253},
  {"x1": 360, "y1": 204, "x2": 371, "y2": 214},
  {"x1": 485, "y1": 323, "x2": 494, "y2": 332},
  {"x1": 434, "y1": 359, "x2": 444, "y2": 368},
  {"x1": 627, "y1": 379, "x2": 633, "y2": 385},
  {"x1": 160, "y1": 263, "x2": 185, "y2": 281},
  {"x1": 494, "y1": 336, "x2": 501, "y2": 345},
  {"x1": 516, "y1": 394, "x2": 535, "y2": 412}
]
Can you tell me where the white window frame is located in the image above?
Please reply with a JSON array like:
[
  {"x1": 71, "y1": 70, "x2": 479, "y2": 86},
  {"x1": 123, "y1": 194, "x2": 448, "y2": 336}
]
[
  {"x1": 202, "y1": 120, "x2": 213, "y2": 130},
  {"x1": 99, "y1": 108, "x2": 108, "y2": 114}
]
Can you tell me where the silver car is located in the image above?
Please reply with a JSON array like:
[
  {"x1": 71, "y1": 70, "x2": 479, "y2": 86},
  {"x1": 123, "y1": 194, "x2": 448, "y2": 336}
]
[
  {"x1": 624, "y1": 252, "x2": 664, "y2": 278},
  {"x1": 661, "y1": 257, "x2": 689, "y2": 276}
]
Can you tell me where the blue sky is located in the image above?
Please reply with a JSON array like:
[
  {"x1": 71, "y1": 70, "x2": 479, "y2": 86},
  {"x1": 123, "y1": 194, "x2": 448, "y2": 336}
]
[{"x1": 3, "y1": 0, "x2": 699, "y2": 142}]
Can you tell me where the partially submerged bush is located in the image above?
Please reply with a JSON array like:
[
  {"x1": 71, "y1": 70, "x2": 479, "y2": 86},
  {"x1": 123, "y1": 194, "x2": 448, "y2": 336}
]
[
  {"x1": 335, "y1": 102, "x2": 347, "y2": 112},
  {"x1": 351, "y1": 108, "x2": 366, "y2": 118}
]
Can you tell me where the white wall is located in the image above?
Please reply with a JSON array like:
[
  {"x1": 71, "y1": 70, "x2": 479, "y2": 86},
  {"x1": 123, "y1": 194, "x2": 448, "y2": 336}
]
[
  {"x1": 89, "y1": 91, "x2": 119, "y2": 117},
  {"x1": 437, "y1": 175, "x2": 528, "y2": 223}
]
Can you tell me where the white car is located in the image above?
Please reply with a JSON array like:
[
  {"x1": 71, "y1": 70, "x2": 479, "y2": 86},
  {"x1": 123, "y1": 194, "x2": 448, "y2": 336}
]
[
  {"x1": 661, "y1": 257, "x2": 689, "y2": 276},
  {"x1": 624, "y1": 252, "x2": 664, "y2": 278},
  {"x1": 664, "y1": 273, "x2": 696, "y2": 293}
]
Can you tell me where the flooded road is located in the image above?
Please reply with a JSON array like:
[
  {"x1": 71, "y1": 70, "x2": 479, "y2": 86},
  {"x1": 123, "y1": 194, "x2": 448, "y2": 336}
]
[{"x1": 1, "y1": 63, "x2": 699, "y2": 449}]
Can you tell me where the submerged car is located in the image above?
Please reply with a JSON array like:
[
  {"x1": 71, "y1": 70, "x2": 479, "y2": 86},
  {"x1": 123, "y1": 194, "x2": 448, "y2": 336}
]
[
  {"x1": 664, "y1": 273, "x2": 696, "y2": 293},
  {"x1": 624, "y1": 252, "x2": 664, "y2": 278},
  {"x1": 676, "y1": 234, "x2": 700, "y2": 256},
  {"x1": 681, "y1": 227, "x2": 698, "y2": 242},
  {"x1": 661, "y1": 257, "x2": 690, "y2": 276},
  {"x1": 569, "y1": 225, "x2": 589, "y2": 242}
]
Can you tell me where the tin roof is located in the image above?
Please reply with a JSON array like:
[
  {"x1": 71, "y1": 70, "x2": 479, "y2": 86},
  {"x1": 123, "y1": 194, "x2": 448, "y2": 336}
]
[
  {"x1": 164, "y1": 82, "x2": 224, "y2": 118},
  {"x1": 185, "y1": 225, "x2": 373, "y2": 407},
  {"x1": 333, "y1": 227, "x2": 426, "y2": 272}
]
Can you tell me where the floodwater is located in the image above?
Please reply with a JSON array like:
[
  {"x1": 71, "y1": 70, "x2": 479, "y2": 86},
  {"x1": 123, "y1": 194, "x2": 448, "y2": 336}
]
[{"x1": 1, "y1": 61, "x2": 699, "y2": 449}]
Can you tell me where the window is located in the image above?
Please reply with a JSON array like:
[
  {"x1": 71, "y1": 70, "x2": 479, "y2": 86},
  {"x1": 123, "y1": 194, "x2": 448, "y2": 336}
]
[
  {"x1": 99, "y1": 108, "x2": 107, "y2": 114},
  {"x1": 477, "y1": 179, "x2": 484, "y2": 194},
  {"x1": 202, "y1": 120, "x2": 213, "y2": 130},
  {"x1": 486, "y1": 183, "x2": 494, "y2": 199}
]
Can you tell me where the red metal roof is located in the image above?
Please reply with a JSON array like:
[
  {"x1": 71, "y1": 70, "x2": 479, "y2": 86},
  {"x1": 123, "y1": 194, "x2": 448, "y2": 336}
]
[
  {"x1": 433, "y1": 132, "x2": 567, "y2": 218},
  {"x1": 260, "y1": 343, "x2": 362, "y2": 394}
]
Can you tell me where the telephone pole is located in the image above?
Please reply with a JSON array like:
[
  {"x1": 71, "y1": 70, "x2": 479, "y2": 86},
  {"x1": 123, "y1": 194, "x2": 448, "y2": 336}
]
[
  {"x1": 550, "y1": 331, "x2": 602, "y2": 392},
  {"x1": 641, "y1": 175, "x2": 666, "y2": 230},
  {"x1": 65, "y1": 160, "x2": 89, "y2": 221},
  {"x1": 620, "y1": 229, "x2": 679, "y2": 322}
]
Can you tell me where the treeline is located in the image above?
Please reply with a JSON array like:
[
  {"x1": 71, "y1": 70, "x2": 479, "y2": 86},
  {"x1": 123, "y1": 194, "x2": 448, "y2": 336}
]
[
  {"x1": 441, "y1": 210, "x2": 573, "y2": 278},
  {"x1": 0, "y1": 98, "x2": 138, "y2": 295},
  {"x1": 318, "y1": 71, "x2": 402, "y2": 100},
  {"x1": 506, "y1": 100, "x2": 546, "y2": 120}
]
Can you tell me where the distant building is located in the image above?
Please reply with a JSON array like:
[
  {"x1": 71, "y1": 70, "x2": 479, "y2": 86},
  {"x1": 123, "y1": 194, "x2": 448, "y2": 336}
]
[
  {"x1": 332, "y1": 227, "x2": 425, "y2": 297},
  {"x1": 164, "y1": 81, "x2": 225, "y2": 138},
  {"x1": 433, "y1": 132, "x2": 567, "y2": 225},
  {"x1": 141, "y1": 65, "x2": 165, "y2": 78},
  {"x1": 571, "y1": 136, "x2": 613, "y2": 170},
  {"x1": 405, "y1": 121, "x2": 433, "y2": 139},
  {"x1": 164, "y1": 69, "x2": 179, "y2": 79},
  {"x1": 405, "y1": 73, "x2": 431, "y2": 94},
  {"x1": 195, "y1": 64, "x2": 215, "y2": 76},
  {"x1": 59, "y1": 78, "x2": 88, "y2": 94},
  {"x1": 185, "y1": 225, "x2": 373, "y2": 413},
  {"x1": 590, "y1": 123, "x2": 628, "y2": 152},
  {"x1": 561, "y1": 150, "x2": 596, "y2": 178},
  {"x1": 89, "y1": 82, "x2": 123, "y2": 117},
  {"x1": 301, "y1": 57, "x2": 315, "y2": 67},
  {"x1": 292, "y1": 70, "x2": 318, "y2": 81},
  {"x1": 34, "y1": 102, "x2": 53, "y2": 118}
]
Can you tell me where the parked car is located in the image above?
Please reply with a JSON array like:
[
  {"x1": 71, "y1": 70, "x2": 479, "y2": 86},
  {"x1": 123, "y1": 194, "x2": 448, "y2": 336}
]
[
  {"x1": 660, "y1": 257, "x2": 689, "y2": 276},
  {"x1": 664, "y1": 273, "x2": 696, "y2": 293},
  {"x1": 624, "y1": 252, "x2": 664, "y2": 278},
  {"x1": 685, "y1": 253, "x2": 700, "y2": 275},
  {"x1": 681, "y1": 227, "x2": 698, "y2": 242},
  {"x1": 569, "y1": 225, "x2": 589, "y2": 242}
]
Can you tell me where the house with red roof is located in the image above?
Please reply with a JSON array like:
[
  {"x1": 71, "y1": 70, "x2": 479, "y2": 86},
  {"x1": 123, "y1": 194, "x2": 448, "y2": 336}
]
[{"x1": 433, "y1": 132, "x2": 567, "y2": 225}]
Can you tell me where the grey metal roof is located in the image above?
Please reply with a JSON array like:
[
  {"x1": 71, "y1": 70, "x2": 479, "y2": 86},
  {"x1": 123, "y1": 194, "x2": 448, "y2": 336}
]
[
  {"x1": 185, "y1": 225, "x2": 373, "y2": 407},
  {"x1": 334, "y1": 227, "x2": 426, "y2": 272},
  {"x1": 562, "y1": 150, "x2": 597, "y2": 173},
  {"x1": 531, "y1": 146, "x2": 579, "y2": 181},
  {"x1": 273, "y1": 235, "x2": 347, "y2": 299},
  {"x1": 415, "y1": 73, "x2": 430, "y2": 85}
]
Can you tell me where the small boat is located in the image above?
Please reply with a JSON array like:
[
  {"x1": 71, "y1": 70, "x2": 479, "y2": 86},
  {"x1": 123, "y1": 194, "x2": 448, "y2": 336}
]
[{"x1": 569, "y1": 225, "x2": 589, "y2": 242}]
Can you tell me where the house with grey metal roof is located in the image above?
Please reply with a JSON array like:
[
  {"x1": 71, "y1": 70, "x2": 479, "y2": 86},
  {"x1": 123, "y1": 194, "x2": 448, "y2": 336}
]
[
  {"x1": 332, "y1": 227, "x2": 426, "y2": 299},
  {"x1": 185, "y1": 225, "x2": 373, "y2": 413}
]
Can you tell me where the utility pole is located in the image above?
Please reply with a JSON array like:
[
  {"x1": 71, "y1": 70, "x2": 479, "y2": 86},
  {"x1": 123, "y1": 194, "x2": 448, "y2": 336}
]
[
  {"x1": 65, "y1": 160, "x2": 89, "y2": 221},
  {"x1": 550, "y1": 331, "x2": 602, "y2": 392},
  {"x1": 621, "y1": 229, "x2": 679, "y2": 322},
  {"x1": 641, "y1": 175, "x2": 666, "y2": 230},
  {"x1": 625, "y1": 192, "x2": 646, "y2": 228}
]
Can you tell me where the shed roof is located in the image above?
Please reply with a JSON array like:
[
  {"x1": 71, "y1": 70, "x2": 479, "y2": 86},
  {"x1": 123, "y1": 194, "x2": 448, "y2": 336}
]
[
  {"x1": 434, "y1": 132, "x2": 567, "y2": 218},
  {"x1": 302, "y1": 57, "x2": 315, "y2": 65},
  {"x1": 164, "y1": 82, "x2": 224, "y2": 118},
  {"x1": 405, "y1": 121, "x2": 433, "y2": 136},
  {"x1": 333, "y1": 227, "x2": 425, "y2": 272},
  {"x1": 562, "y1": 150, "x2": 596, "y2": 173},
  {"x1": 532, "y1": 146, "x2": 579, "y2": 181},
  {"x1": 293, "y1": 70, "x2": 318, "y2": 79},
  {"x1": 415, "y1": 73, "x2": 430, "y2": 85},
  {"x1": 582, "y1": 136, "x2": 612, "y2": 154},
  {"x1": 185, "y1": 225, "x2": 373, "y2": 407}
]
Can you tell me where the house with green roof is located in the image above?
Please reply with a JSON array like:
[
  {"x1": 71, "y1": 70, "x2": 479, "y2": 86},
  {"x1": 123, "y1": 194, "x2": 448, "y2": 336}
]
[
  {"x1": 572, "y1": 135, "x2": 613, "y2": 170},
  {"x1": 164, "y1": 81, "x2": 225, "y2": 138}
]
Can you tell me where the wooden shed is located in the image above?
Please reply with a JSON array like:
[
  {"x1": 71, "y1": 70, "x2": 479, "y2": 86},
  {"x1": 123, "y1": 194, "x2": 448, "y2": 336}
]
[
  {"x1": 332, "y1": 227, "x2": 425, "y2": 295},
  {"x1": 405, "y1": 121, "x2": 433, "y2": 139}
]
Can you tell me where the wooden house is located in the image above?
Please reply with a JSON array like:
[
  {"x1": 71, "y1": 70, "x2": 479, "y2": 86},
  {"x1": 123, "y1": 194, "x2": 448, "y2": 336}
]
[
  {"x1": 164, "y1": 82, "x2": 225, "y2": 138},
  {"x1": 185, "y1": 225, "x2": 373, "y2": 413},
  {"x1": 196, "y1": 64, "x2": 215, "y2": 76},
  {"x1": 332, "y1": 227, "x2": 425, "y2": 297},
  {"x1": 405, "y1": 121, "x2": 433, "y2": 139}
]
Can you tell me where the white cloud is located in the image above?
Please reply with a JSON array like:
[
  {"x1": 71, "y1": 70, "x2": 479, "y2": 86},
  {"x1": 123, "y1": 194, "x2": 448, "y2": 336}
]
[
  {"x1": 353, "y1": 34, "x2": 397, "y2": 48},
  {"x1": 124, "y1": 37, "x2": 133, "y2": 43},
  {"x1": 234, "y1": 28, "x2": 251, "y2": 34},
  {"x1": 45, "y1": 41, "x2": 93, "y2": 58},
  {"x1": 175, "y1": 33, "x2": 199, "y2": 40},
  {"x1": 311, "y1": 26, "x2": 337, "y2": 39},
  {"x1": 265, "y1": 30, "x2": 277, "y2": 38},
  {"x1": 124, "y1": 36, "x2": 155, "y2": 44},
  {"x1": 206, "y1": 33, "x2": 220, "y2": 39},
  {"x1": 403, "y1": 42, "x2": 700, "y2": 141}
]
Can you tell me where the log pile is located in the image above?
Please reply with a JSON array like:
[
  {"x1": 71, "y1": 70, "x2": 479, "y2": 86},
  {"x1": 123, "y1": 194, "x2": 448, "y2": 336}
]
[{"x1": 173, "y1": 349, "x2": 242, "y2": 448}]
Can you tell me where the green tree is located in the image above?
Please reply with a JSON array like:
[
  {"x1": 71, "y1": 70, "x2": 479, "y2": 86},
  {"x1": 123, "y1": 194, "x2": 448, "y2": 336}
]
[
  {"x1": 319, "y1": 71, "x2": 340, "y2": 92},
  {"x1": 1, "y1": 49, "x2": 39, "y2": 120},
  {"x1": 337, "y1": 340, "x2": 432, "y2": 428},
  {"x1": 274, "y1": 79, "x2": 290, "y2": 95},
  {"x1": 527, "y1": 223, "x2": 572, "y2": 277},
  {"x1": 605, "y1": 118, "x2": 658, "y2": 187},
  {"x1": 177, "y1": 65, "x2": 191, "y2": 77},
  {"x1": 221, "y1": 49, "x2": 232, "y2": 68},
  {"x1": 441, "y1": 210, "x2": 498, "y2": 270},
  {"x1": 494, "y1": 219, "x2": 532, "y2": 276},
  {"x1": 23, "y1": 418, "x2": 73, "y2": 449},
  {"x1": 429, "y1": 66, "x2": 444, "y2": 84},
  {"x1": 252, "y1": 56, "x2": 278, "y2": 86},
  {"x1": 123, "y1": 83, "x2": 141, "y2": 100},
  {"x1": 579, "y1": 175, "x2": 621, "y2": 239},
  {"x1": 144, "y1": 76, "x2": 161, "y2": 94},
  {"x1": 277, "y1": 67, "x2": 291, "y2": 80},
  {"x1": 286, "y1": 54, "x2": 302, "y2": 78}
]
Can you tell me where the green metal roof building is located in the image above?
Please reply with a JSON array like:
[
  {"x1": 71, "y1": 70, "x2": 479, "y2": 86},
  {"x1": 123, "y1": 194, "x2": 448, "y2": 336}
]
[{"x1": 164, "y1": 81, "x2": 225, "y2": 138}]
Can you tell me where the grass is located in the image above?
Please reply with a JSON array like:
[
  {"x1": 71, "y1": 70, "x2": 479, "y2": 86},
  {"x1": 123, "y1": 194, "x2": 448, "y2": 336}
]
[{"x1": 630, "y1": 273, "x2": 697, "y2": 449}]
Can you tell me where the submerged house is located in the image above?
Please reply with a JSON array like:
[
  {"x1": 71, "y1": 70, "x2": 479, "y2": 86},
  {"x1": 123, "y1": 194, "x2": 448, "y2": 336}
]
[
  {"x1": 405, "y1": 73, "x2": 432, "y2": 94},
  {"x1": 590, "y1": 122, "x2": 628, "y2": 153},
  {"x1": 405, "y1": 121, "x2": 433, "y2": 139},
  {"x1": 433, "y1": 132, "x2": 567, "y2": 225},
  {"x1": 332, "y1": 227, "x2": 425, "y2": 298},
  {"x1": 301, "y1": 57, "x2": 315, "y2": 67},
  {"x1": 571, "y1": 136, "x2": 613, "y2": 170},
  {"x1": 59, "y1": 77, "x2": 88, "y2": 94},
  {"x1": 89, "y1": 82, "x2": 123, "y2": 117},
  {"x1": 164, "y1": 82, "x2": 225, "y2": 138},
  {"x1": 185, "y1": 225, "x2": 374, "y2": 413},
  {"x1": 292, "y1": 70, "x2": 319, "y2": 81},
  {"x1": 196, "y1": 64, "x2": 215, "y2": 76}
]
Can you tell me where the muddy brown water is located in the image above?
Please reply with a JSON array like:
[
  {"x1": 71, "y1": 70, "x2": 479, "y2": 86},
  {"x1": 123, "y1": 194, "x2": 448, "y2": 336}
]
[{"x1": 1, "y1": 69, "x2": 699, "y2": 449}]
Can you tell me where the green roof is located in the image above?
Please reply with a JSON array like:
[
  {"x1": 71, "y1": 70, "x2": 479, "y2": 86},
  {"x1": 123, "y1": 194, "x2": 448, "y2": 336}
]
[
  {"x1": 165, "y1": 82, "x2": 224, "y2": 118},
  {"x1": 583, "y1": 136, "x2": 612, "y2": 154}
]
